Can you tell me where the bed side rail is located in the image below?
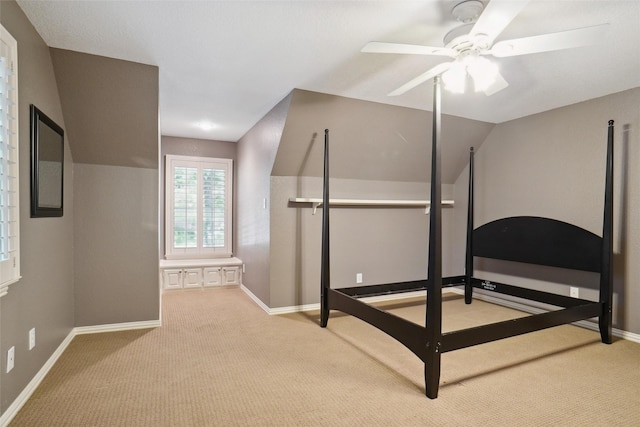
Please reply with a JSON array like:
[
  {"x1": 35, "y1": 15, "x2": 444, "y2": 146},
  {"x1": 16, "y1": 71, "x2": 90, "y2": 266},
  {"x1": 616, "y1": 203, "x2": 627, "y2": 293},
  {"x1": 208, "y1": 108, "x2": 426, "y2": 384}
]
[
  {"x1": 441, "y1": 301, "x2": 601, "y2": 353},
  {"x1": 335, "y1": 275, "x2": 465, "y2": 298}
]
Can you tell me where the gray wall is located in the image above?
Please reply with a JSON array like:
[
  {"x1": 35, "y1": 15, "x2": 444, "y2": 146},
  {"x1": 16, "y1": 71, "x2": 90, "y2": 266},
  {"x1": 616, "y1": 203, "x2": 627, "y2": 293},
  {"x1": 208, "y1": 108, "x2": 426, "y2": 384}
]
[
  {"x1": 1, "y1": 0, "x2": 74, "y2": 413},
  {"x1": 451, "y1": 88, "x2": 640, "y2": 335},
  {"x1": 236, "y1": 93, "x2": 293, "y2": 306},
  {"x1": 266, "y1": 89, "x2": 493, "y2": 309},
  {"x1": 1, "y1": 1, "x2": 160, "y2": 415},
  {"x1": 270, "y1": 176, "x2": 456, "y2": 308},
  {"x1": 73, "y1": 164, "x2": 159, "y2": 326},
  {"x1": 160, "y1": 136, "x2": 237, "y2": 259},
  {"x1": 49, "y1": 49, "x2": 160, "y2": 327}
]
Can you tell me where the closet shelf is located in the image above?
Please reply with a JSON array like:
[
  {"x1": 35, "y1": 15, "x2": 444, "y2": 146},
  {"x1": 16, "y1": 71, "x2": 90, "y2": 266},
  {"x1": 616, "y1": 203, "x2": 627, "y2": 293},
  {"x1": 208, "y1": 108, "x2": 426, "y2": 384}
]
[{"x1": 288, "y1": 197, "x2": 454, "y2": 214}]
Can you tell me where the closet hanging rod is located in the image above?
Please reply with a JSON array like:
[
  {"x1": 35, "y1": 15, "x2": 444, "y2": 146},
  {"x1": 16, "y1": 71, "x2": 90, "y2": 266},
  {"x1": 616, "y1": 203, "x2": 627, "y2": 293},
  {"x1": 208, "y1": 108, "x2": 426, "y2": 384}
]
[{"x1": 288, "y1": 198, "x2": 454, "y2": 214}]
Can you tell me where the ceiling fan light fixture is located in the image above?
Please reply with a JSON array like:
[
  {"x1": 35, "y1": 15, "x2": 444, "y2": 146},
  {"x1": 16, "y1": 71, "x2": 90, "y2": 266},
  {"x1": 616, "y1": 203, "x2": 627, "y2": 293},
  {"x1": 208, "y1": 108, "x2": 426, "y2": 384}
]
[
  {"x1": 442, "y1": 61, "x2": 467, "y2": 94},
  {"x1": 466, "y1": 55, "x2": 499, "y2": 92},
  {"x1": 441, "y1": 54, "x2": 499, "y2": 94}
]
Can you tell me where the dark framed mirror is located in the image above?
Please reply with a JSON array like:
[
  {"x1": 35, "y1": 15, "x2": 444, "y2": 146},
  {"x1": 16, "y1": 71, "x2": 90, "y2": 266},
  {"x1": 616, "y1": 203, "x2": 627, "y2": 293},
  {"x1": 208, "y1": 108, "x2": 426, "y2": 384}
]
[{"x1": 30, "y1": 105, "x2": 64, "y2": 217}]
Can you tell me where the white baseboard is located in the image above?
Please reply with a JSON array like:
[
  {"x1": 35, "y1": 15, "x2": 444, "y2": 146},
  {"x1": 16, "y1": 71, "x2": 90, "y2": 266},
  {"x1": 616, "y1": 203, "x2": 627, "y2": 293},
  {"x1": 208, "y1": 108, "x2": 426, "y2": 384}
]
[
  {"x1": 240, "y1": 284, "x2": 272, "y2": 313},
  {"x1": 74, "y1": 320, "x2": 161, "y2": 335},
  {"x1": 0, "y1": 319, "x2": 161, "y2": 427},
  {"x1": 244, "y1": 286, "x2": 447, "y2": 315}
]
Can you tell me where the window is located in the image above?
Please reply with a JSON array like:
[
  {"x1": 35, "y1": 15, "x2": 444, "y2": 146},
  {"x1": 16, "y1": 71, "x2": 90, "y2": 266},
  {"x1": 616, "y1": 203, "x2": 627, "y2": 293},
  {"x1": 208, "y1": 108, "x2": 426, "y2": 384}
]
[
  {"x1": 165, "y1": 155, "x2": 232, "y2": 259},
  {"x1": 0, "y1": 24, "x2": 20, "y2": 292}
]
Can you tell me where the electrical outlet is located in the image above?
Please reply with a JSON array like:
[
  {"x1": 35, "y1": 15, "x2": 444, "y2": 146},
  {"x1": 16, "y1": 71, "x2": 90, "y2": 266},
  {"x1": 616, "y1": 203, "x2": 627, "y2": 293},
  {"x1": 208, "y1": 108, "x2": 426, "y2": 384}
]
[
  {"x1": 29, "y1": 328, "x2": 36, "y2": 350},
  {"x1": 242, "y1": 264, "x2": 246, "y2": 273},
  {"x1": 570, "y1": 287, "x2": 579, "y2": 298},
  {"x1": 7, "y1": 346, "x2": 15, "y2": 373},
  {"x1": 356, "y1": 273, "x2": 363, "y2": 284}
]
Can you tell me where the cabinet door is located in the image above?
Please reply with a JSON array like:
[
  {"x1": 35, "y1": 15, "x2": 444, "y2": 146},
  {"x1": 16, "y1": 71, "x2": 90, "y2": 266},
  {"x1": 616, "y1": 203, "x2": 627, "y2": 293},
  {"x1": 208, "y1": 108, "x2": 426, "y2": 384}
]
[
  {"x1": 222, "y1": 267, "x2": 240, "y2": 285},
  {"x1": 163, "y1": 269, "x2": 183, "y2": 289},
  {"x1": 183, "y1": 268, "x2": 203, "y2": 288},
  {"x1": 203, "y1": 267, "x2": 222, "y2": 287}
]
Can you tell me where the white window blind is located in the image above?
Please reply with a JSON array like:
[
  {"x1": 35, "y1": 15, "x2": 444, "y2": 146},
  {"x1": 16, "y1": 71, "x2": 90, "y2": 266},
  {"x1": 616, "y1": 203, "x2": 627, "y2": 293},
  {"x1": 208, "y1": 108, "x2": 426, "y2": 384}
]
[
  {"x1": 165, "y1": 155, "x2": 232, "y2": 259},
  {"x1": 0, "y1": 24, "x2": 20, "y2": 291}
]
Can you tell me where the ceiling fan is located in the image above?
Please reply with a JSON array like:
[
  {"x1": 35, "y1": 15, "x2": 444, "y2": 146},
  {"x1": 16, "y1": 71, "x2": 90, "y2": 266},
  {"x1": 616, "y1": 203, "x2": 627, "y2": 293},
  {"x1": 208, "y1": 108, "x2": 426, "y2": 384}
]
[{"x1": 363, "y1": 0, "x2": 608, "y2": 96}]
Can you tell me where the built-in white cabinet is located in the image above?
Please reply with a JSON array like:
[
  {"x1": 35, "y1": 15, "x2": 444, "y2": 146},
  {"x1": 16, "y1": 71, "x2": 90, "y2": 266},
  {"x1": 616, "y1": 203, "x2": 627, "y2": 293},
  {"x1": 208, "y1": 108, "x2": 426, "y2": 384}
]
[
  {"x1": 163, "y1": 269, "x2": 184, "y2": 290},
  {"x1": 183, "y1": 268, "x2": 204, "y2": 288},
  {"x1": 203, "y1": 267, "x2": 223, "y2": 287},
  {"x1": 222, "y1": 266, "x2": 241, "y2": 285},
  {"x1": 203, "y1": 266, "x2": 241, "y2": 287},
  {"x1": 160, "y1": 258, "x2": 242, "y2": 290}
]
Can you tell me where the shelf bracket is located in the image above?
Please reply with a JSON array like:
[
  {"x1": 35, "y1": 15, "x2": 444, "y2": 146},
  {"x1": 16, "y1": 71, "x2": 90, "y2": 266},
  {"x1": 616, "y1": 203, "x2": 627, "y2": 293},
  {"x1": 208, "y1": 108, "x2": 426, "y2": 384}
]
[{"x1": 312, "y1": 202, "x2": 322, "y2": 215}]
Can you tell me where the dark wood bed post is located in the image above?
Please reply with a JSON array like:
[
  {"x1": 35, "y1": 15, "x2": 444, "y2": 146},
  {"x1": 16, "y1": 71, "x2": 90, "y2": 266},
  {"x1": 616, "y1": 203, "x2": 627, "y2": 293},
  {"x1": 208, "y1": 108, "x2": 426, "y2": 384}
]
[
  {"x1": 599, "y1": 120, "x2": 614, "y2": 343},
  {"x1": 464, "y1": 147, "x2": 475, "y2": 304},
  {"x1": 320, "y1": 129, "x2": 330, "y2": 328},
  {"x1": 425, "y1": 76, "x2": 443, "y2": 399}
]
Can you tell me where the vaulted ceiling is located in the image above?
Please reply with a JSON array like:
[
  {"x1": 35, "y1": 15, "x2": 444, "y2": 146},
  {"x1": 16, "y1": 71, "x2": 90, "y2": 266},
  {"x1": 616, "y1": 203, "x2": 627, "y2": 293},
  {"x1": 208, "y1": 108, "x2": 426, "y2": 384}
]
[{"x1": 16, "y1": 0, "x2": 640, "y2": 142}]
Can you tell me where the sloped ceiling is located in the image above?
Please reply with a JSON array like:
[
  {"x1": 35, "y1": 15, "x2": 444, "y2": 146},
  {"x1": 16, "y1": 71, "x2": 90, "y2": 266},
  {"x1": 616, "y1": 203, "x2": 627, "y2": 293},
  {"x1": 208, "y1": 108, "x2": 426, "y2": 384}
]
[{"x1": 272, "y1": 90, "x2": 494, "y2": 184}]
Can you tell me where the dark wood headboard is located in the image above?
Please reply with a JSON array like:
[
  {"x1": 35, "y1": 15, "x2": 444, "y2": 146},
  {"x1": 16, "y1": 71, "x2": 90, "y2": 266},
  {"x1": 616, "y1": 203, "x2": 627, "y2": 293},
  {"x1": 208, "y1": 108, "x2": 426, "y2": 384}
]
[{"x1": 472, "y1": 216, "x2": 602, "y2": 273}]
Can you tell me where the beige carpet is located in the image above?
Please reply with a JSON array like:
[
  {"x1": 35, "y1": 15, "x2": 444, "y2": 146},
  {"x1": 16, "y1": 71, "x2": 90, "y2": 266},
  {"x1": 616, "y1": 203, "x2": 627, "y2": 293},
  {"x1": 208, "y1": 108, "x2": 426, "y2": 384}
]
[{"x1": 10, "y1": 287, "x2": 640, "y2": 426}]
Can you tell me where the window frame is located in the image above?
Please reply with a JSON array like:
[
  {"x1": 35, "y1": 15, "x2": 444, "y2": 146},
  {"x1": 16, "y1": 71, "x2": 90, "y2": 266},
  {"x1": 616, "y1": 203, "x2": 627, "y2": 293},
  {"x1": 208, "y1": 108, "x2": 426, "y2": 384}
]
[
  {"x1": 0, "y1": 24, "x2": 20, "y2": 294},
  {"x1": 164, "y1": 154, "x2": 233, "y2": 260}
]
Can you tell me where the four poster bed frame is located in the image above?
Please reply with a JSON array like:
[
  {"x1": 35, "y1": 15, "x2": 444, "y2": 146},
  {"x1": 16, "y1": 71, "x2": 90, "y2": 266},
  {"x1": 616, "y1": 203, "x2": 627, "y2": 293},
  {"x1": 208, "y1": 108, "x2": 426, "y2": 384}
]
[{"x1": 318, "y1": 77, "x2": 614, "y2": 399}]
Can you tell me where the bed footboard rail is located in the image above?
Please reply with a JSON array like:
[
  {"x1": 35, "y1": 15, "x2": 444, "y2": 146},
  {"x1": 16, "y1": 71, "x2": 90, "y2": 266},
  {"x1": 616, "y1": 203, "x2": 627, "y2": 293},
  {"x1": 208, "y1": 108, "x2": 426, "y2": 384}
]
[{"x1": 328, "y1": 288, "x2": 429, "y2": 361}]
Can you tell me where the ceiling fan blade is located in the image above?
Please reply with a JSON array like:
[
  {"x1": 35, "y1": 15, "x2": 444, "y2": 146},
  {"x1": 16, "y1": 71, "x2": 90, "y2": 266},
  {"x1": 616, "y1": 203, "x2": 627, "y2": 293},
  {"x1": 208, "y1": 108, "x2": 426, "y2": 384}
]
[
  {"x1": 483, "y1": 70, "x2": 509, "y2": 96},
  {"x1": 490, "y1": 24, "x2": 609, "y2": 57},
  {"x1": 388, "y1": 62, "x2": 453, "y2": 96},
  {"x1": 362, "y1": 42, "x2": 457, "y2": 57},
  {"x1": 471, "y1": 0, "x2": 529, "y2": 45}
]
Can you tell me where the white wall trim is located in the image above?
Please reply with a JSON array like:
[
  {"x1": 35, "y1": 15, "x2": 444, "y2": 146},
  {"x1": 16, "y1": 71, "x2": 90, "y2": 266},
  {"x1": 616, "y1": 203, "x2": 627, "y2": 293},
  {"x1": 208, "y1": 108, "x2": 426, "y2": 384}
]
[
  {"x1": 240, "y1": 284, "x2": 271, "y2": 313},
  {"x1": 74, "y1": 320, "x2": 161, "y2": 335},
  {"x1": 0, "y1": 319, "x2": 160, "y2": 426}
]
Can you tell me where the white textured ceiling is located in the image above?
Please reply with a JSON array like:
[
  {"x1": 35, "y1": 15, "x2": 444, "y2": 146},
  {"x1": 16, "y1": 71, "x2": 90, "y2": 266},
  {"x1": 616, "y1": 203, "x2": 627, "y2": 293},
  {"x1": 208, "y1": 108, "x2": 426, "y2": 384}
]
[{"x1": 16, "y1": 0, "x2": 640, "y2": 142}]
